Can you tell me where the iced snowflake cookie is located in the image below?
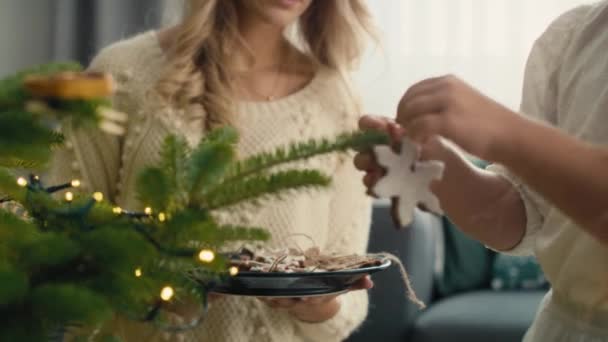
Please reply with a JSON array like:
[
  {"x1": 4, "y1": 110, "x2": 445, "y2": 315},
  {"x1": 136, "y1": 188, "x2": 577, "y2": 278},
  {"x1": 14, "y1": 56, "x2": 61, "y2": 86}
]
[{"x1": 373, "y1": 138, "x2": 445, "y2": 227}]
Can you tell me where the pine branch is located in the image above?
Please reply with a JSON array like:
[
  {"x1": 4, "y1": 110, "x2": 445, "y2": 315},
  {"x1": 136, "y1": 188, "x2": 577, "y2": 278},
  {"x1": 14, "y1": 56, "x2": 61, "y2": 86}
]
[
  {"x1": 186, "y1": 127, "x2": 239, "y2": 200},
  {"x1": 0, "y1": 316, "x2": 46, "y2": 342},
  {"x1": 20, "y1": 233, "x2": 81, "y2": 270},
  {"x1": 0, "y1": 111, "x2": 67, "y2": 167},
  {"x1": 202, "y1": 126, "x2": 239, "y2": 146},
  {"x1": 159, "y1": 135, "x2": 190, "y2": 209},
  {"x1": 136, "y1": 167, "x2": 170, "y2": 211},
  {"x1": 187, "y1": 142, "x2": 235, "y2": 201},
  {"x1": 131, "y1": 225, "x2": 198, "y2": 258},
  {"x1": 205, "y1": 170, "x2": 331, "y2": 210},
  {"x1": 0, "y1": 63, "x2": 265, "y2": 337},
  {"x1": 47, "y1": 98, "x2": 108, "y2": 126},
  {"x1": 0, "y1": 134, "x2": 71, "y2": 169},
  {"x1": 78, "y1": 226, "x2": 158, "y2": 271},
  {"x1": 218, "y1": 130, "x2": 388, "y2": 186},
  {"x1": 170, "y1": 219, "x2": 270, "y2": 247},
  {"x1": 213, "y1": 224, "x2": 271, "y2": 244},
  {"x1": 0, "y1": 169, "x2": 26, "y2": 202},
  {"x1": 0, "y1": 158, "x2": 45, "y2": 170},
  {"x1": 0, "y1": 62, "x2": 82, "y2": 109},
  {"x1": 0, "y1": 61, "x2": 105, "y2": 169},
  {"x1": 0, "y1": 209, "x2": 38, "y2": 242},
  {"x1": 30, "y1": 284, "x2": 113, "y2": 326},
  {"x1": 0, "y1": 112, "x2": 63, "y2": 144},
  {"x1": 0, "y1": 64, "x2": 394, "y2": 339},
  {"x1": 0, "y1": 267, "x2": 28, "y2": 307}
]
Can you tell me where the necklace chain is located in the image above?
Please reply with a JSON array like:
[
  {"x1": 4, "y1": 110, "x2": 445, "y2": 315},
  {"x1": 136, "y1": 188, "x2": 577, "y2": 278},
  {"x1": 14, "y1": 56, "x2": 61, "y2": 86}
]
[{"x1": 234, "y1": 48, "x2": 288, "y2": 102}]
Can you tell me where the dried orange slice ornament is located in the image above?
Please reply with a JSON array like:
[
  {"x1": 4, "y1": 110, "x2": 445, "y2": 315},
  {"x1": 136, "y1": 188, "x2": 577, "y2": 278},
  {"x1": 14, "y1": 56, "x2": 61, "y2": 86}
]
[{"x1": 24, "y1": 72, "x2": 114, "y2": 100}]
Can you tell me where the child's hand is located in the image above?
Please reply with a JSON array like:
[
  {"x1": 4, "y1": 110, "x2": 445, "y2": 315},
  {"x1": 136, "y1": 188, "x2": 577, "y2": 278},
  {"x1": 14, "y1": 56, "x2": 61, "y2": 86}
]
[{"x1": 396, "y1": 75, "x2": 517, "y2": 160}]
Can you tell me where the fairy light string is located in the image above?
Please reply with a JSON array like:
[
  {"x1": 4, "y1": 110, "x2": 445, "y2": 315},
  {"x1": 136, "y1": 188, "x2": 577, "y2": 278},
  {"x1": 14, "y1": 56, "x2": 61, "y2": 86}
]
[{"x1": 5, "y1": 173, "x2": 227, "y2": 327}]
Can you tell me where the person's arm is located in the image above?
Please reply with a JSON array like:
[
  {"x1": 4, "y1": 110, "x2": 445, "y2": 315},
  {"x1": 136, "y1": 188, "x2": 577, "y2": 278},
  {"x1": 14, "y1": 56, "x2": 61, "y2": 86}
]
[
  {"x1": 485, "y1": 5, "x2": 607, "y2": 242},
  {"x1": 357, "y1": 117, "x2": 526, "y2": 251},
  {"x1": 388, "y1": 6, "x2": 593, "y2": 252},
  {"x1": 492, "y1": 114, "x2": 608, "y2": 243},
  {"x1": 422, "y1": 136, "x2": 528, "y2": 251}
]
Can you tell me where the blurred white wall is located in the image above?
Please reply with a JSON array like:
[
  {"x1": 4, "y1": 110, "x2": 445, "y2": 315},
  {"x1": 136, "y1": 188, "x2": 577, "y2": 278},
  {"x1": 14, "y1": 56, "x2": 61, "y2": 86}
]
[
  {"x1": 354, "y1": 0, "x2": 595, "y2": 116},
  {"x1": 1, "y1": 0, "x2": 595, "y2": 107},
  {"x1": 0, "y1": 0, "x2": 163, "y2": 77},
  {"x1": 0, "y1": 0, "x2": 54, "y2": 76}
]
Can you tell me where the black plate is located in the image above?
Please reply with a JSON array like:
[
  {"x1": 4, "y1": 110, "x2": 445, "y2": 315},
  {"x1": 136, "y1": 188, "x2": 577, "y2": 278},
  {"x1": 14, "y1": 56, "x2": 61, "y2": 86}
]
[{"x1": 210, "y1": 258, "x2": 391, "y2": 297}]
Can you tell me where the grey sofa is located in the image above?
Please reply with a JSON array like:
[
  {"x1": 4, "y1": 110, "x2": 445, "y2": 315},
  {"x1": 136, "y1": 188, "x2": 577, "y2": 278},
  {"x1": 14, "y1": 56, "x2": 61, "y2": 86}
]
[{"x1": 347, "y1": 201, "x2": 546, "y2": 342}]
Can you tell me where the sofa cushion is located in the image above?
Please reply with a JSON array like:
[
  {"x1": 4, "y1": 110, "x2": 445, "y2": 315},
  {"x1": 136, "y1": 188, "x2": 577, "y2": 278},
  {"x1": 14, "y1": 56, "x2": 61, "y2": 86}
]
[
  {"x1": 491, "y1": 254, "x2": 549, "y2": 291},
  {"x1": 435, "y1": 217, "x2": 495, "y2": 297},
  {"x1": 410, "y1": 290, "x2": 545, "y2": 342}
]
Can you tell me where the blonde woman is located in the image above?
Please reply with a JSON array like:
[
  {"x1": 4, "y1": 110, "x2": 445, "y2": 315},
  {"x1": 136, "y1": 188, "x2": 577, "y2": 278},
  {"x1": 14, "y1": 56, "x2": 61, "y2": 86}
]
[{"x1": 50, "y1": 0, "x2": 375, "y2": 341}]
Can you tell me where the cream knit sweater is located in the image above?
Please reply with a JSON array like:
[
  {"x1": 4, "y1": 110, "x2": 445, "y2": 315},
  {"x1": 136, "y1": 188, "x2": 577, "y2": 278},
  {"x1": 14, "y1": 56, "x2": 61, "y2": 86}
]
[{"x1": 49, "y1": 31, "x2": 372, "y2": 342}]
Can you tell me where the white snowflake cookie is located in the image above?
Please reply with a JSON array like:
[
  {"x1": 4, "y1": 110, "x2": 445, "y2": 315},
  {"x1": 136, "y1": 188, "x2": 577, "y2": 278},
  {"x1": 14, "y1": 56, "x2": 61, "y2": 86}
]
[{"x1": 373, "y1": 138, "x2": 445, "y2": 227}]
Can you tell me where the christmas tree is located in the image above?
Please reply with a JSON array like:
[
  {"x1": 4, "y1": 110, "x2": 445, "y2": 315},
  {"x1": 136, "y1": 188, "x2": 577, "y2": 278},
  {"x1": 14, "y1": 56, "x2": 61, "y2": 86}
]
[{"x1": 0, "y1": 63, "x2": 388, "y2": 341}]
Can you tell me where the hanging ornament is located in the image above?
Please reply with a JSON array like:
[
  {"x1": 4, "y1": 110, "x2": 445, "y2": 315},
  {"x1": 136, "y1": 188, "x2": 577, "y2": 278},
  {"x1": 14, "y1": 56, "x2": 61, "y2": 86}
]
[
  {"x1": 372, "y1": 137, "x2": 445, "y2": 227},
  {"x1": 24, "y1": 71, "x2": 114, "y2": 99}
]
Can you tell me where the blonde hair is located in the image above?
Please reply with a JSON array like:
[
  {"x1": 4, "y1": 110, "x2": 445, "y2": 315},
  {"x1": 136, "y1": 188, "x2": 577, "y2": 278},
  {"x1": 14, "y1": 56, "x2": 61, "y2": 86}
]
[{"x1": 155, "y1": 0, "x2": 374, "y2": 130}]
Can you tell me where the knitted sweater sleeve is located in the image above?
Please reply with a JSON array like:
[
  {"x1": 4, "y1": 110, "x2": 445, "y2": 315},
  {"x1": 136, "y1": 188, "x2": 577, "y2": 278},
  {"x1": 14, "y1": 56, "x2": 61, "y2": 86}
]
[{"x1": 47, "y1": 45, "x2": 130, "y2": 201}]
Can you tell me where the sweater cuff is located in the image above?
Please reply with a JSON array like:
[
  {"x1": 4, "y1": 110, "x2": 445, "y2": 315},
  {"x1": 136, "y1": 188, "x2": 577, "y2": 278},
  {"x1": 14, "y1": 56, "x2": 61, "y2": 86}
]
[
  {"x1": 486, "y1": 164, "x2": 543, "y2": 256},
  {"x1": 292, "y1": 290, "x2": 368, "y2": 342}
]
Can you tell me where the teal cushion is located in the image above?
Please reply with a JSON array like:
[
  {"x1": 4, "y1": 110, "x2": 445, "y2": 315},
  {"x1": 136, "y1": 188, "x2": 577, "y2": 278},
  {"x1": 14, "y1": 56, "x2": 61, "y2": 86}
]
[
  {"x1": 491, "y1": 254, "x2": 549, "y2": 291},
  {"x1": 435, "y1": 218, "x2": 495, "y2": 296},
  {"x1": 436, "y1": 157, "x2": 549, "y2": 294}
]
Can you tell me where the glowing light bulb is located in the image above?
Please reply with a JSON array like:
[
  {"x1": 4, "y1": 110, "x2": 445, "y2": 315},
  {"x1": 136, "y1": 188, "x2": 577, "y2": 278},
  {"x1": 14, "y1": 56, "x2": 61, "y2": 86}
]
[
  {"x1": 160, "y1": 286, "x2": 174, "y2": 301},
  {"x1": 144, "y1": 207, "x2": 153, "y2": 215},
  {"x1": 71, "y1": 179, "x2": 81, "y2": 188},
  {"x1": 17, "y1": 177, "x2": 27, "y2": 187},
  {"x1": 198, "y1": 249, "x2": 215, "y2": 263},
  {"x1": 33, "y1": 175, "x2": 40, "y2": 181},
  {"x1": 93, "y1": 192, "x2": 104, "y2": 202},
  {"x1": 158, "y1": 212, "x2": 167, "y2": 222},
  {"x1": 229, "y1": 266, "x2": 239, "y2": 276},
  {"x1": 112, "y1": 207, "x2": 123, "y2": 215},
  {"x1": 134, "y1": 268, "x2": 143, "y2": 278},
  {"x1": 64, "y1": 192, "x2": 74, "y2": 202}
]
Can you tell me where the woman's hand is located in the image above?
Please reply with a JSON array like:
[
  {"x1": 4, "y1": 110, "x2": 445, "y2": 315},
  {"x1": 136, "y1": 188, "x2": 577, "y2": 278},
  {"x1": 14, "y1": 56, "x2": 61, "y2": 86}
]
[
  {"x1": 259, "y1": 275, "x2": 373, "y2": 323},
  {"x1": 396, "y1": 75, "x2": 518, "y2": 161},
  {"x1": 354, "y1": 116, "x2": 404, "y2": 192},
  {"x1": 354, "y1": 116, "x2": 467, "y2": 209}
]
